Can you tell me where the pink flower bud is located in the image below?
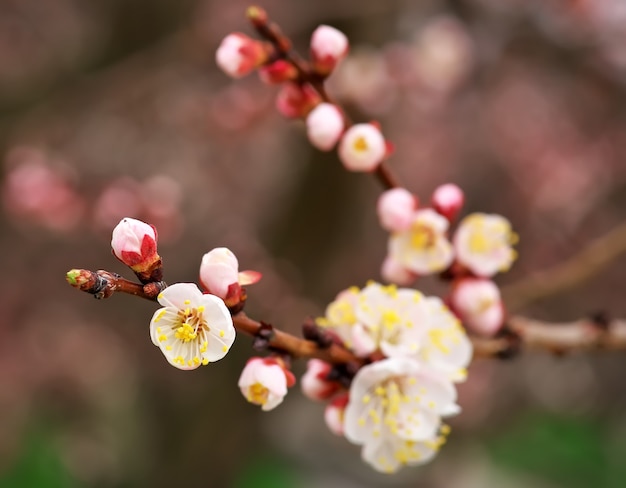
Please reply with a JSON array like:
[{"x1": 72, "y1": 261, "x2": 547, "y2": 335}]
[
  {"x1": 199, "y1": 248, "x2": 262, "y2": 305},
  {"x1": 301, "y1": 359, "x2": 341, "y2": 401},
  {"x1": 432, "y1": 183, "x2": 464, "y2": 221},
  {"x1": 380, "y1": 256, "x2": 417, "y2": 286},
  {"x1": 238, "y1": 357, "x2": 294, "y2": 411},
  {"x1": 450, "y1": 278, "x2": 504, "y2": 336},
  {"x1": 216, "y1": 33, "x2": 269, "y2": 78},
  {"x1": 324, "y1": 394, "x2": 349, "y2": 436},
  {"x1": 199, "y1": 247, "x2": 239, "y2": 299},
  {"x1": 275, "y1": 82, "x2": 321, "y2": 119},
  {"x1": 111, "y1": 217, "x2": 160, "y2": 274},
  {"x1": 310, "y1": 25, "x2": 349, "y2": 75},
  {"x1": 258, "y1": 60, "x2": 298, "y2": 84},
  {"x1": 377, "y1": 187, "x2": 417, "y2": 232},
  {"x1": 305, "y1": 103, "x2": 345, "y2": 151},
  {"x1": 338, "y1": 123, "x2": 387, "y2": 172}
]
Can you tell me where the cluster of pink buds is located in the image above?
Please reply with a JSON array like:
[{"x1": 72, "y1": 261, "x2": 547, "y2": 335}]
[
  {"x1": 216, "y1": 16, "x2": 392, "y2": 173},
  {"x1": 377, "y1": 184, "x2": 517, "y2": 336}
]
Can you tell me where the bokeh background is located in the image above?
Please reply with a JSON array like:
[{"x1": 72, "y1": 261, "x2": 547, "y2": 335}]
[{"x1": 1, "y1": 0, "x2": 626, "y2": 487}]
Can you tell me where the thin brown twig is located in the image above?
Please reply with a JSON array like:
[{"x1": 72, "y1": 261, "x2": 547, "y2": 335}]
[
  {"x1": 502, "y1": 219, "x2": 626, "y2": 311},
  {"x1": 247, "y1": 5, "x2": 399, "y2": 190}
]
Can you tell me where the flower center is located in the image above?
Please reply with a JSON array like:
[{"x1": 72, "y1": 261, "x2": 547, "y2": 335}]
[
  {"x1": 353, "y1": 136, "x2": 369, "y2": 152},
  {"x1": 409, "y1": 224, "x2": 435, "y2": 250},
  {"x1": 247, "y1": 382, "x2": 269, "y2": 405},
  {"x1": 174, "y1": 307, "x2": 207, "y2": 342}
]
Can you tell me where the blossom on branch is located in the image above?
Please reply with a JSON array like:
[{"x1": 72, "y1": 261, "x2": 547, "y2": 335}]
[
  {"x1": 199, "y1": 247, "x2": 261, "y2": 306},
  {"x1": 343, "y1": 358, "x2": 457, "y2": 473},
  {"x1": 377, "y1": 188, "x2": 417, "y2": 232},
  {"x1": 310, "y1": 25, "x2": 349, "y2": 75},
  {"x1": 431, "y1": 183, "x2": 464, "y2": 222},
  {"x1": 338, "y1": 123, "x2": 387, "y2": 172},
  {"x1": 450, "y1": 278, "x2": 504, "y2": 336},
  {"x1": 305, "y1": 103, "x2": 345, "y2": 151},
  {"x1": 216, "y1": 33, "x2": 270, "y2": 78},
  {"x1": 387, "y1": 208, "x2": 454, "y2": 275},
  {"x1": 111, "y1": 217, "x2": 162, "y2": 282},
  {"x1": 149, "y1": 283, "x2": 235, "y2": 370},
  {"x1": 453, "y1": 213, "x2": 518, "y2": 276},
  {"x1": 276, "y1": 82, "x2": 321, "y2": 119},
  {"x1": 238, "y1": 357, "x2": 295, "y2": 411}
]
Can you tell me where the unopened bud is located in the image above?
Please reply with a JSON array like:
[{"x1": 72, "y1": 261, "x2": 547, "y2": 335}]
[
  {"x1": 301, "y1": 359, "x2": 341, "y2": 401},
  {"x1": 216, "y1": 33, "x2": 270, "y2": 79},
  {"x1": 111, "y1": 218, "x2": 162, "y2": 282},
  {"x1": 324, "y1": 394, "x2": 349, "y2": 436},
  {"x1": 305, "y1": 103, "x2": 345, "y2": 151},
  {"x1": 450, "y1": 278, "x2": 504, "y2": 336},
  {"x1": 258, "y1": 60, "x2": 298, "y2": 84},
  {"x1": 377, "y1": 188, "x2": 417, "y2": 232},
  {"x1": 276, "y1": 82, "x2": 321, "y2": 119},
  {"x1": 310, "y1": 25, "x2": 349, "y2": 76},
  {"x1": 432, "y1": 183, "x2": 464, "y2": 222}
]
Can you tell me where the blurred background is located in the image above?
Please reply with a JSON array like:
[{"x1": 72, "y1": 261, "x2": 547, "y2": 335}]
[{"x1": 1, "y1": 0, "x2": 625, "y2": 486}]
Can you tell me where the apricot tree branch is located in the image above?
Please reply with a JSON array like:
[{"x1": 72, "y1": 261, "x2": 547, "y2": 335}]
[{"x1": 66, "y1": 268, "x2": 626, "y2": 362}]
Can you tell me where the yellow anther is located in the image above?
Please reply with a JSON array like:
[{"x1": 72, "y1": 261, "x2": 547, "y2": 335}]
[
  {"x1": 184, "y1": 299, "x2": 191, "y2": 305},
  {"x1": 222, "y1": 345, "x2": 228, "y2": 352},
  {"x1": 219, "y1": 330, "x2": 225, "y2": 338},
  {"x1": 353, "y1": 136, "x2": 369, "y2": 152},
  {"x1": 201, "y1": 358, "x2": 209, "y2": 365},
  {"x1": 197, "y1": 306, "x2": 205, "y2": 313},
  {"x1": 158, "y1": 334, "x2": 168, "y2": 342},
  {"x1": 362, "y1": 394, "x2": 371, "y2": 405}
]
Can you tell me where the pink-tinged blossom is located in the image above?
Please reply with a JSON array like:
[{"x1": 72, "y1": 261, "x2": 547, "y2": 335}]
[
  {"x1": 380, "y1": 256, "x2": 417, "y2": 286},
  {"x1": 325, "y1": 394, "x2": 349, "y2": 436},
  {"x1": 111, "y1": 217, "x2": 160, "y2": 273},
  {"x1": 310, "y1": 25, "x2": 349, "y2": 75},
  {"x1": 276, "y1": 82, "x2": 321, "y2": 119},
  {"x1": 301, "y1": 359, "x2": 341, "y2": 401},
  {"x1": 338, "y1": 123, "x2": 387, "y2": 172},
  {"x1": 431, "y1": 183, "x2": 464, "y2": 222},
  {"x1": 238, "y1": 357, "x2": 294, "y2": 411},
  {"x1": 343, "y1": 358, "x2": 457, "y2": 473},
  {"x1": 377, "y1": 188, "x2": 417, "y2": 232},
  {"x1": 199, "y1": 247, "x2": 261, "y2": 301},
  {"x1": 451, "y1": 279, "x2": 504, "y2": 336},
  {"x1": 388, "y1": 209, "x2": 454, "y2": 275},
  {"x1": 216, "y1": 33, "x2": 269, "y2": 78},
  {"x1": 305, "y1": 103, "x2": 345, "y2": 151},
  {"x1": 453, "y1": 213, "x2": 518, "y2": 277},
  {"x1": 149, "y1": 283, "x2": 235, "y2": 370}
]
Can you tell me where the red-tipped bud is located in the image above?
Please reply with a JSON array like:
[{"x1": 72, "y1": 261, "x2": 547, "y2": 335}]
[
  {"x1": 111, "y1": 218, "x2": 161, "y2": 281},
  {"x1": 301, "y1": 359, "x2": 342, "y2": 401},
  {"x1": 310, "y1": 25, "x2": 349, "y2": 76},
  {"x1": 432, "y1": 183, "x2": 464, "y2": 222},
  {"x1": 324, "y1": 393, "x2": 349, "y2": 436},
  {"x1": 258, "y1": 60, "x2": 298, "y2": 84},
  {"x1": 216, "y1": 33, "x2": 270, "y2": 79},
  {"x1": 275, "y1": 82, "x2": 321, "y2": 119}
]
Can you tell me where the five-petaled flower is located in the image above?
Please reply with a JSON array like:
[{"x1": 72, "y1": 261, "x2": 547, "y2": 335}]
[
  {"x1": 453, "y1": 213, "x2": 518, "y2": 276},
  {"x1": 388, "y1": 208, "x2": 454, "y2": 275},
  {"x1": 344, "y1": 358, "x2": 458, "y2": 473},
  {"x1": 149, "y1": 283, "x2": 235, "y2": 370}
]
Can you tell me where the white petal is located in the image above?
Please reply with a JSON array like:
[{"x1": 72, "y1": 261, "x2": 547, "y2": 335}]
[{"x1": 158, "y1": 283, "x2": 202, "y2": 309}]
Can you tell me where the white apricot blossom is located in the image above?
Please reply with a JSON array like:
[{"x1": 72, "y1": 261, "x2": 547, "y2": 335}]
[
  {"x1": 316, "y1": 283, "x2": 472, "y2": 383},
  {"x1": 453, "y1": 213, "x2": 517, "y2": 276},
  {"x1": 344, "y1": 357, "x2": 456, "y2": 473},
  {"x1": 149, "y1": 283, "x2": 235, "y2": 370},
  {"x1": 388, "y1": 208, "x2": 454, "y2": 275}
]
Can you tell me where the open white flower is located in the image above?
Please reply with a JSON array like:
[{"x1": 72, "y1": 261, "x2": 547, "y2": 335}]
[
  {"x1": 149, "y1": 283, "x2": 235, "y2": 370},
  {"x1": 453, "y1": 213, "x2": 517, "y2": 276},
  {"x1": 388, "y1": 209, "x2": 454, "y2": 275},
  {"x1": 344, "y1": 357, "x2": 457, "y2": 473}
]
